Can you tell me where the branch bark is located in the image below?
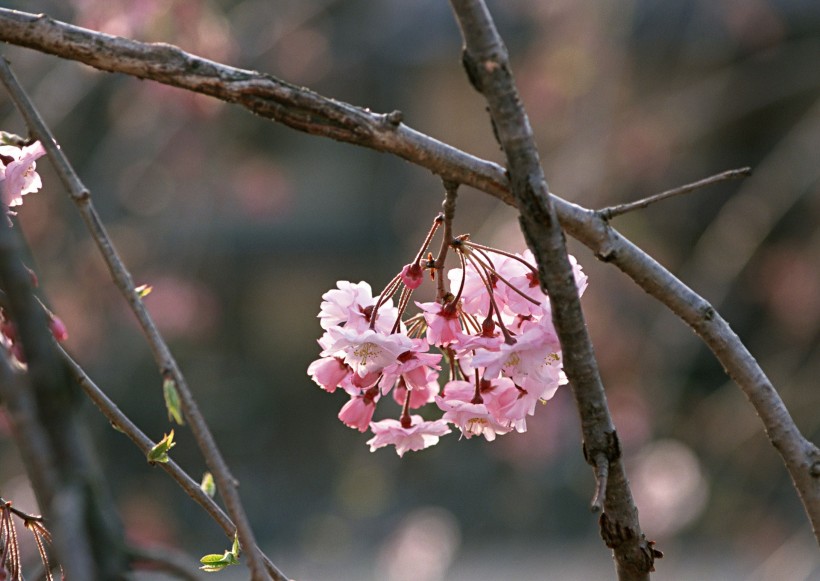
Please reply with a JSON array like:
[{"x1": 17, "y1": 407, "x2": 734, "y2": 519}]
[
  {"x1": 0, "y1": 5, "x2": 816, "y2": 547},
  {"x1": 448, "y1": 2, "x2": 655, "y2": 578}
]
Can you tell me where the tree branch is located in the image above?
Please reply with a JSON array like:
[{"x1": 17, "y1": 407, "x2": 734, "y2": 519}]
[
  {"x1": 0, "y1": 56, "x2": 273, "y2": 580},
  {"x1": 0, "y1": 5, "x2": 816, "y2": 546},
  {"x1": 598, "y1": 167, "x2": 752, "y2": 220},
  {"x1": 448, "y1": 1, "x2": 655, "y2": 578},
  {"x1": 60, "y1": 347, "x2": 288, "y2": 581}
]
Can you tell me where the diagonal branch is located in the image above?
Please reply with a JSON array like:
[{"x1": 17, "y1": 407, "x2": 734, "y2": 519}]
[
  {"x1": 59, "y1": 347, "x2": 288, "y2": 581},
  {"x1": 598, "y1": 167, "x2": 752, "y2": 220},
  {"x1": 448, "y1": 1, "x2": 655, "y2": 578},
  {"x1": 0, "y1": 8, "x2": 512, "y2": 204},
  {"x1": 0, "y1": 57, "x2": 274, "y2": 580},
  {"x1": 0, "y1": 5, "x2": 816, "y2": 546}
]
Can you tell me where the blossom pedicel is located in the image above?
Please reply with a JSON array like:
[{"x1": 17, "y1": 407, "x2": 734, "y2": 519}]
[{"x1": 307, "y1": 215, "x2": 587, "y2": 456}]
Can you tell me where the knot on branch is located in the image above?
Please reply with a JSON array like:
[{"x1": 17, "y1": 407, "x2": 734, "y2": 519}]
[
  {"x1": 583, "y1": 430, "x2": 621, "y2": 466},
  {"x1": 599, "y1": 513, "x2": 664, "y2": 572},
  {"x1": 384, "y1": 110, "x2": 403, "y2": 127}
]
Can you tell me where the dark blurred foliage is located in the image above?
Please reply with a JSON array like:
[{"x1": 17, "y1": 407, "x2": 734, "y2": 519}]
[{"x1": 0, "y1": 1, "x2": 818, "y2": 579}]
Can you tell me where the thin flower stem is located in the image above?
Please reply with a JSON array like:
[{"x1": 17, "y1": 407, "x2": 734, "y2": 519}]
[
  {"x1": 598, "y1": 167, "x2": 752, "y2": 220},
  {"x1": 471, "y1": 369, "x2": 482, "y2": 404},
  {"x1": 412, "y1": 213, "x2": 444, "y2": 265},
  {"x1": 462, "y1": 252, "x2": 515, "y2": 344},
  {"x1": 392, "y1": 286, "x2": 414, "y2": 334},
  {"x1": 0, "y1": 59, "x2": 272, "y2": 580},
  {"x1": 399, "y1": 384, "x2": 412, "y2": 428},
  {"x1": 461, "y1": 239, "x2": 539, "y2": 275},
  {"x1": 435, "y1": 182, "x2": 459, "y2": 301},
  {"x1": 467, "y1": 245, "x2": 541, "y2": 307},
  {"x1": 373, "y1": 272, "x2": 403, "y2": 330},
  {"x1": 0, "y1": 499, "x2": 44, "y2": 522}
]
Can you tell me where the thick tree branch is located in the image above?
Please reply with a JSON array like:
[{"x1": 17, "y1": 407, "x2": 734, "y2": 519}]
[
  {"x1": 0, "y1": 5, "x2": 816, "y2": 545},
  {"x1": 0, "y1": 56, "x2": 273, "y2": 580},
  {"x1": 448, "y1": 1, "x2": 654, "y2": 578}
]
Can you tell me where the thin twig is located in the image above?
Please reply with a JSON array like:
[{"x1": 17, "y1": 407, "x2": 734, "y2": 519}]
[
  {"x1": 590, "y1": 454, "x2": 609, "y2": 513},
  {"x1": 59, "y1": 347, "x2": 288, "y2": 581},
  {"x1": 0, "y1": 498, "x2": 44, "y2": 522},
  {"x1": 0, "y1": 6, "x2": 816, "y2": 544},
  {"x1": 0, "y1": 58, "x2": 272, "y2": 580},
  {"x1": 599, "y1": 167, "x2": 752, "y2": 219}
]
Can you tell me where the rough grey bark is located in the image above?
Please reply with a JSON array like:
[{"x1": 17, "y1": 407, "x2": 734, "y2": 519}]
[{"x1": 448, "y1": 1, "x2": 659, "y2": 578}]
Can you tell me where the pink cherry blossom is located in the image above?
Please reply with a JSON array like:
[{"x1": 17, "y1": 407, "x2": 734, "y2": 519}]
[
  {"x1": 391, "y1": 370, "x2": 440, "y2": 408},
  {"x1": 435, "y1": 392, "x2": 511, "y2": 441},
  {"x1": 322, "y1": 326, "x2": 414, "y2": 378},
  {"x1": 318, "y1": 280, "x2": 397, "y2": 333},
  {"x1": 0, "y1": 141, "x2": 46, "y2": 210},
  {"x1": 417, "y1": 301, "x2": 462, "y2": 346},
  {"x1": 338, "y1": 390, "x2": 379, "y2": 432},
  {"x1": 482, "y1": 377, "x2": 535, "y2": 432},
  {"x1": 379, "y1": 338, "x2": 441, "y2": 395},
  {"x1": 366, "y1": 416, "x2": 451, "y2": 456},
  {"x1": 471, "y1": 322, "x2": 560, "y2": 385},
  {"x1": 307, "y1": 356, "x2": 349, "y2": 393}
]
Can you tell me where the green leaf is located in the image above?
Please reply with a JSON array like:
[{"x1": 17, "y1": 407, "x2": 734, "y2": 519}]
[
  {"x1": 135, "y1": 284, "x2": 153, "y2": 298},
  {"x1": 200, "y1": 471, "x2": 216, "y2": 498},
  {"x1": 199, "y1": 550, "x2": 239, "y2": 573},
  {"x1": 231, "y1": 532, "x2": 240, "y2": 558},
  {"x1": 147, "y1": 430, "x2": 176, "y2": 463},
  {"x1": 163, "y1": 378, "x2": 185, "y2": 425}
]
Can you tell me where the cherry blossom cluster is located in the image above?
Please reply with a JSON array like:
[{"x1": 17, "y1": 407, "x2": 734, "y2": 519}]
[{"x1": 308, "y1": 222, "x2": 587, "y2": 457}]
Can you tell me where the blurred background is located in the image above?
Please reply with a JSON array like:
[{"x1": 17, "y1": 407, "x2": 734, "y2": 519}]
[{"x1": 0, "y1": 0, "x2": 819, "y2": 579}]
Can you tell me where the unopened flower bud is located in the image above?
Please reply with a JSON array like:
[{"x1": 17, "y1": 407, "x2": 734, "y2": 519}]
[
  {"x1": 48, "y1": 315, "x2": 68, "y2": 342},
  {"x1": 400, "y1": 263, "x2": 424, "y2": 290}
]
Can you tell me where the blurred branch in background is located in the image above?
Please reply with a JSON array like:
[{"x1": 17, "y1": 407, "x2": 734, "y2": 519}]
[{"x1": 0, "y1": 55, "x2": 282, "y2": 580}]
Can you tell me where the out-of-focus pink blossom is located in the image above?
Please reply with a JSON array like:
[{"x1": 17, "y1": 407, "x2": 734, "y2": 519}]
[
  {"x1": 367, "y1": 416, "x2": 451, "y2": 456},
  {"x1": 48, "y1": 315, "x2": 69, "y2": 342},
  {"x1": 0, "y1": 141, "x2": 46, "y2": 210}
]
